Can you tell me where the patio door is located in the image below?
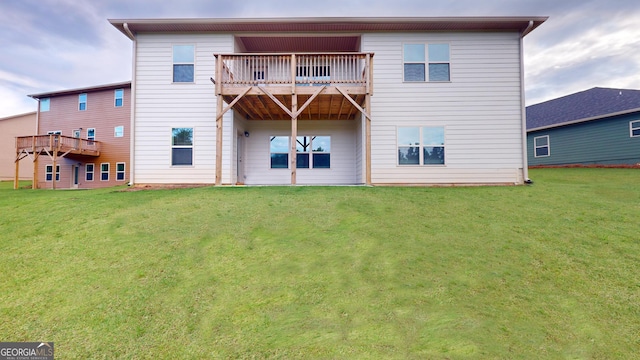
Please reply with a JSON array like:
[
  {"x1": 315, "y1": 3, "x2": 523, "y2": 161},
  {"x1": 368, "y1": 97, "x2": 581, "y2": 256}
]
[
  {"x1": 73, "y1": 129, "x2": 81, "y2": 149},
  {"x1": 72, "y1": 165, "x2": 79, "y2": 188},
  {"x1": 236, "y1": 131, "x2": 245, "y2": 184}
]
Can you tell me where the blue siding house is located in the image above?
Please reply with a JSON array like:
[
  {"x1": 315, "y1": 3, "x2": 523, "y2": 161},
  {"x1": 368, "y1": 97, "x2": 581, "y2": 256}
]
[{"x1": 526, "y1": 87, "x2": 640, "y2": 166}]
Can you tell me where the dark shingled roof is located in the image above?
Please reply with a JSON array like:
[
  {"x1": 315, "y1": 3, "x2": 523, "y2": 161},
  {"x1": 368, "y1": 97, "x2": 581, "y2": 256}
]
[{"x1": 526, "y1": 87, "x2": 640, "y2": 131}]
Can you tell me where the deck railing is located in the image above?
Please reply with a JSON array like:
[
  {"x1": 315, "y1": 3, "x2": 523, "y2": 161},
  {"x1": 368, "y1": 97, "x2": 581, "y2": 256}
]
[
  {"x1": 216, "y1": 53, "x2": 372, "y2": 88},
  {"x1": 16, "y1": 134, "x2": 100, "y2": 155}
]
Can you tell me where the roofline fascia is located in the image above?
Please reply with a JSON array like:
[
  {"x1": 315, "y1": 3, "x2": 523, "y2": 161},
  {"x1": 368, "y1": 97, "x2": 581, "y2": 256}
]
[
  {"x1": 109, "y1": 16, "x2": 548, "y2": 38},
  {"x1": 108, "y1": 16, "x2": 549, "y2": 24},
  {"x1": 28, "y1": 80, "x2": 132, "y2": 99},
  {"x1": 0, "y1": 111, "x2": 37, "y2": 121},
  {"x1": 527, "y1": 106, "x2": 640, "y2": 132}
]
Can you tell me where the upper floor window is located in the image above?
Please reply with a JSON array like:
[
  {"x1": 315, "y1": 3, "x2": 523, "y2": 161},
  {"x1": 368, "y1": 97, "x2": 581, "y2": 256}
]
[
  {"x1": 173, "y1": 45, "x2": 195, "y2": 83},
  {"x1": 87, "y1": 128, "x2": 95, "y2": 141},
  {"x1": 296, "y1": 65, "x2": 330, "y2": 86},
  {"x1": 630, "y1": 120, "x2": 640, "y2": 137},
  {"x1": 403, "y1": 43, "x2": 450, "y2": 82},
  {"x1": 114, "y1": 89, "x2": 124, "y2": 107},
  {"x1": 534, "y1": 135, "x2": 550, "y2": 157},
  {"x1": 397, "y1": 126, "x2": 445, "y2": 165},
  {"x1": 78, "y1": 93, "x2": 87, "y2": 111},
  {"x1": 40, "y1": 98, "x2": 50, "y2": 112},
  {"x1": 47, "y1": 130, "x2": 61, "y2": 135},
  {"x1": 114, "y1": 126, "x2": 124, "y2": 138}
]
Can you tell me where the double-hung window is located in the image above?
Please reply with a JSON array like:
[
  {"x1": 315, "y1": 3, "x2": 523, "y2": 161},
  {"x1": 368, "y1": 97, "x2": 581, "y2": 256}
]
[
  {"x1": 116, "y1": 163, "x2": 125, "y2": 181},
  {"x1": 79, "y1": 93, "x2": 87, "y2": 110},
  {"x1": 270, "y1": 136, "x2": 289, "y2": 169},
  {"x1": 173, "y1": 45, "x2": 195, "y2": 83},
  {"x1": 40, "y1": 98, "x2": 50, "y2": 112},
  {"x1": 397, "y1": 127, "x2": 445, "y2": 165},
  {"x1": 45, "y1": 165, "x2": 60, "y2": 181},
  {"x1": 403, "y1": 43, "x2": 450, "y2": 82},
  {"x1": 296, "y1": 136, "x2": 331, "y2": 168},
  {"x1": 630, "y1": 120, "x2": 640, "y2": 137},
  {"x1": 86, "y1": 163, "x2": 94, "y2": 181},
  {"x1": 114, "y1": 126, "x2": 124, "y2": 137},
  {"x1": 114, "y1": 89, "x2": 124, "y2": 107},
  {"x1": 101, "y1": 163, "x2": 109, "y2": 181},
  {"x1": 172, "y1": 128, "x2": 193, "y2": 166},
  {"x1": 87, "y1": 128, "x2": 95, "y2": 146},
  {"x1": 534, "y1": 135, "x2": 550, "y2": 157}
]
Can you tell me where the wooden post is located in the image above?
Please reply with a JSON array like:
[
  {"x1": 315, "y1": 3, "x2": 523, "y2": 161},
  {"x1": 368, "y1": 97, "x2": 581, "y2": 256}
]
[
  {"x1": 365, "y1": 54, "x2": 372, "y2": 185},
  {"x1": 365, "y1": 94, "x2": 372, "y2": 185},
  {"x1": 215, "y1": 55, "x2": 223, "y2": 185},
  {"x1": 52, "y1": 150, "x2": 57, "y2": 190},
  {"x1": 290, "y1": 54, "x2": 297, "y2": 185},
  {"x1": 14, "y1": 151, "x2": 19, "y2": 190},
  {"x1": 32, "y1": 137, "x2": 38, "y2": 189}
]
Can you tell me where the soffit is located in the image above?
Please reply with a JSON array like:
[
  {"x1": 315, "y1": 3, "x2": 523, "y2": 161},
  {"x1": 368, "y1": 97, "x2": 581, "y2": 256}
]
[{"x1": 236, "y1": 36, "x2": 361, "y2": 52}]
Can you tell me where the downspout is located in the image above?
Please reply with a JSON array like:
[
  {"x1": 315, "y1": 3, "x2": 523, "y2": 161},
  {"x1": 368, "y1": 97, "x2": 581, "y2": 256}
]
[
  {"x1": 124, "y1": 23, "x2": 136, "y2": 186},
  {"x1": 519, "y1": 21, "x2": 534, "y2": 184}
]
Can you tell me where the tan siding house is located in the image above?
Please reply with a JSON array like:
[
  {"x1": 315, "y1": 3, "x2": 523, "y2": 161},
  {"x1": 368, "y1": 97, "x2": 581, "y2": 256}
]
[
  {"x1": 1, "y1": 112, "x2": 36, "y2": 181},
  {"x1": 110, "y1": 17, "x2": 546, "y2": 186},
  {"x1": 19, "y1": 82, "x2": 131, "y2": 189}
]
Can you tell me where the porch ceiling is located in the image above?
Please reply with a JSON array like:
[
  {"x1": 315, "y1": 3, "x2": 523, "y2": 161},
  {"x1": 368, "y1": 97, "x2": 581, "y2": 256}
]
[
  {"x1": 224, "y1": 93, "x2": 365, "y2": 121},
  {"x1": 236, "y1": 36, "x2": 361, "y2": 53}
]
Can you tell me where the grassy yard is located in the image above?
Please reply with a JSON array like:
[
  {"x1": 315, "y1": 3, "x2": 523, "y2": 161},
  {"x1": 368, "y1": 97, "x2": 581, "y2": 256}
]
[{"x1": 0, "y1": 168, "x2": 638, "y2": 359}]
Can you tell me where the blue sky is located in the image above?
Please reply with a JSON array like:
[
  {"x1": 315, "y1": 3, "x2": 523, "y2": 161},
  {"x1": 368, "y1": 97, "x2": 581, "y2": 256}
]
[{"x1": 1, "y1": 0, "x2": 639, "y2": 117}]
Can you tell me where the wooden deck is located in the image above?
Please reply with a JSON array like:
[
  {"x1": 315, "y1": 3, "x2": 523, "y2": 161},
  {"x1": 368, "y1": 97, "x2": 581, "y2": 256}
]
[
  {"x1": 215, "y1": 53, "x2": 373, "y2": 121},
  {"x1": 14, "y1": 135, "x2": 100, "y2": 189},
  {"x1": 16, "y1": 134, "x2": 100, "y2": 157},
  {"x1": 212, "y1": 53, "x2": 373, "y2": 185}
]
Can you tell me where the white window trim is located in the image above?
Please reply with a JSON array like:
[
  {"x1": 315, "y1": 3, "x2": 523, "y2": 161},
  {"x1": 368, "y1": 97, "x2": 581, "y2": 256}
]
[
  {"x1": 172, "y1": 44, "x2": 195, "y2": 84},
  {"x1": 100, "y1": 163, "x2": 109, "y2": 182},
  {"x1": 114, "y1": 126, "x2": 124, "y2": 138},
  {"x1": 87, "y1": 128, "x2": 96, "y2": 141},
  {"x1": 296, "y1": 135, "x2": 331, "y2": 169},
  {"x1": 116, "y1": 162, "x2": 126, "y2": 181},
  {"x1": 630, "y1": 120, "x2": 640, "y2": 138},
  {"x1": 45, "y1": 164, "x2": 60, "y2": 182},
  {"x1": 85, "y1": 163, "x2": 95, "y2": 182},
  {"x1": 79, "y1": 93, "x2": 87, "y2": 111},
  {"x1": 269, "y1": 135, "x2": 290, "y2": 169},
  {"x1": 402, "y1": 42, "x2": 451, "y2": 83},
  {"x1": 396, "y1": 126, "x2": 446, "y2": 166},
  {"x1": 171, "y1": 127, "x2": 194, "y2": 166},
  {"x1": 40, "y1": 98, "x2": 50, "y2": 112},
  {"x1": 534, "y1": 135, "x2": 550, "y2": 158},
  {"x1": 114, "y1": 89, "x2": 124, "y2": 107},
  {"x1": 47, "y1": 130, "x2": 62, "y2": 135}
]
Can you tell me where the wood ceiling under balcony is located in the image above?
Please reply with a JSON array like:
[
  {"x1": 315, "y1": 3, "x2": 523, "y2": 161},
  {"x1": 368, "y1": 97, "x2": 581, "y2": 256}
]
[{"x1": 222, "y1": 87, "x2": 366, "y2": 121}]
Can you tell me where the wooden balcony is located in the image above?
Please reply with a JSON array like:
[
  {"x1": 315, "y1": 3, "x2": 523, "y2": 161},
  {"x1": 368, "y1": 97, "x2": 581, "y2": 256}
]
[
  {"x1": 214, "y1": 53, "x2": 373, "y2": 120},
  {"x1": 16, "y1": 135, "x2": 100, "y2": 157},
  {"x1": 212, "y1": 53, "x2": 373, "y2": 186}
]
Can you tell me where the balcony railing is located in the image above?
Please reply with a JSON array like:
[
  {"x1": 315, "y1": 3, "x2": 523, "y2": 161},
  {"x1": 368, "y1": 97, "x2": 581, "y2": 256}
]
[
  {"x1": 216, "y1": 53, "x2": 372, "y2": 89},
  {"x1": 16, "y1": 134, "x2": 100, "y2": 156}
]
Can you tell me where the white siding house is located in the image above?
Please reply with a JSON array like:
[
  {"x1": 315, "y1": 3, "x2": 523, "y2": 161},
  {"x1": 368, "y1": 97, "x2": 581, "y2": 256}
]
[{"x1": 110, "y1": 17, "x2": 546, "y2": 186}]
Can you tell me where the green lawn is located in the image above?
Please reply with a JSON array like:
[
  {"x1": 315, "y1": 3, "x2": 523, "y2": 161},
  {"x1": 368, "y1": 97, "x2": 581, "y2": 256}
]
[{"x1": 1, "y1": 168, "x2": 638, "y2": 359}]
